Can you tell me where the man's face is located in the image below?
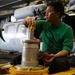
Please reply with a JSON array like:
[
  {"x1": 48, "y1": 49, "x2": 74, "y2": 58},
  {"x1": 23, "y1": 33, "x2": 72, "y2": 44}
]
[{"x1": 45, "y1": 6, "x2": 59, "y2": 22}]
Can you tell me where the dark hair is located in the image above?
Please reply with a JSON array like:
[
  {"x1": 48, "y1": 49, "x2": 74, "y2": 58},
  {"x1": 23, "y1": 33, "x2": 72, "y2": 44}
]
[{"x1": 47, "y1": 1, "x2": 64, "y2": 18}]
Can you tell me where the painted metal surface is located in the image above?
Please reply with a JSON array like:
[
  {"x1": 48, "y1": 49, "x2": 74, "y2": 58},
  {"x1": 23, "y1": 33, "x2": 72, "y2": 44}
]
[
  {"x1": 14, "y1": 4, "x2": 46, "y2": 20},
  {"x1": 0, "y1": 21, "x2": 29, "y2": 52},
  {"x1": 0, "y1": 4, "x2": 47, "y2": 52}
]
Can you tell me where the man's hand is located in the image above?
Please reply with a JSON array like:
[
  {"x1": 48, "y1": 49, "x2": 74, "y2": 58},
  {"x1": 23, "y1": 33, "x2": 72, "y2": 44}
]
[
  {"x1": 23, "y1": 17, "x2": 36, "y2": 32},
  {"x1": 23, "y1": 17, "x2": 36, "y2": 26},
  {"x1": 44, "y1": 54, "x2": 55, "y2": 66},
  {"x1": 39, "y1": 52, "x2": 55, "y2": 66}
]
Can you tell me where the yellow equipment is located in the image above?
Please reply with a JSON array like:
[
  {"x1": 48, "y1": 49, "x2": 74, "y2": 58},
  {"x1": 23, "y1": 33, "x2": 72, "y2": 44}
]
[{"x1": 9, "y1": 66, "x2": 48, "y2": 75}]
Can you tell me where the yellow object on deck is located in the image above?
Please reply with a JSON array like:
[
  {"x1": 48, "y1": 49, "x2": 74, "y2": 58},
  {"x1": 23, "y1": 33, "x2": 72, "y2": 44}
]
[
  {"x1": 9, "y1": 67, "x2": 75, "y2": 75},
  {"x1": 9, "y1": 66, "x2": 48, "y2": 75},
  {"x1": 0, "y1": 64, "x2": 75, "y2": 75},
  {"x1": 52, "y1": 68, "x2": 75, "y2": 75}
]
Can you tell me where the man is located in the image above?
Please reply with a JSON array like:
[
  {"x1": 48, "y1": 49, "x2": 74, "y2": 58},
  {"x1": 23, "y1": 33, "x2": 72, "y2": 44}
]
[
  {"x1": 11, "y1": 1, "x2": 73, "y2": 74},
  {"x1": 23, "y1": 1, "x2": 73, "y2": 74}
]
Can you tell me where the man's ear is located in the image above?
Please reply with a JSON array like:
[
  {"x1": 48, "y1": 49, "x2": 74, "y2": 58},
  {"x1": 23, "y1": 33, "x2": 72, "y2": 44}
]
[{"x1": 57, "y1": 12, "x2": 61, "y2": 18}]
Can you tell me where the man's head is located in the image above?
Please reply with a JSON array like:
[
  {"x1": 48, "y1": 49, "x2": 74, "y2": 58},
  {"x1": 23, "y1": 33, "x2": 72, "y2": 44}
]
[{"x1": 45, "y1": 1, "x2": 64, "y2": 22}]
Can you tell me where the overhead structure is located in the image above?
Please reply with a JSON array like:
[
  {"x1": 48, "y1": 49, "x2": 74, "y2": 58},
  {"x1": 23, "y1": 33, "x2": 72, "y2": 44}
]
[
  {"x1": 0, "y1": 0, "x2": 36, "y2": 10},
  {"x1": 14, "y1": 4, "x2": 47, "y2": 20}
]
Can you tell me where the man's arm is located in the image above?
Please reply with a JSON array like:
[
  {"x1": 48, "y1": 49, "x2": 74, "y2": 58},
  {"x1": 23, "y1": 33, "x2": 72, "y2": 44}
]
[
  {"x1": 44, "y1": 50, "x2": 69, "y2": 66},
  {"x1": 54, "y1": 50, "x2": 69, "y2": 58}
]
